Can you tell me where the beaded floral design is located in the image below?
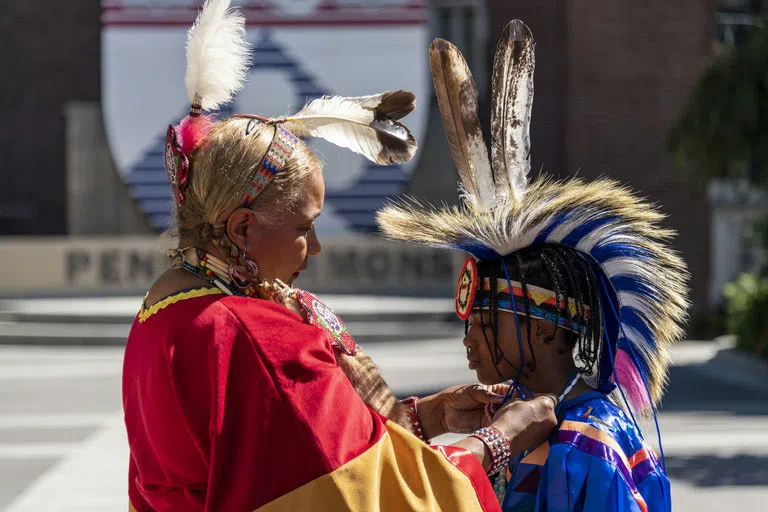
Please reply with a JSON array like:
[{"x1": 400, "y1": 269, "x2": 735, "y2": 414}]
[{"x1": 296, "y1": 290, "x2": 359, "y2": 356}]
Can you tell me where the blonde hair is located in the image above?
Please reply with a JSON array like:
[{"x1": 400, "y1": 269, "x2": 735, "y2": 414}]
[
  {"x1": 168, "y1": 118, "x2": 415, "y2": 434},
  {"x1": 174, "y1": 117, "x2": 321, "y2": 249}
]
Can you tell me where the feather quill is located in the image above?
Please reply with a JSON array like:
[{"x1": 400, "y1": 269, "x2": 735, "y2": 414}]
[
  {"x1": 491, "y1": 20, "x2": 535, "y2": 204},
  {"x1": 280, "y1": 91, "x2": 418, "y2": 165},
  {"x1": 185, "y1": 0, "x2": 251, "y2": 111},
  {"x1": 429, "y1": 38, "x2": 495, "y2": 210}
]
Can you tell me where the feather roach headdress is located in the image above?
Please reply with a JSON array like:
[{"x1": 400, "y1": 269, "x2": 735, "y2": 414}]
[
  {"x1": 377, "y1": 20, "x2": 689, "y2": 419},
  {"x1": 164, "y1": 0, "x2": 418, "y2": 206}
]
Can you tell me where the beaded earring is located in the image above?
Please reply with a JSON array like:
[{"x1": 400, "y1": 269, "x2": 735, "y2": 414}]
[{"x1": 228, "y1": 263, "x2": 252, "y2": 290}]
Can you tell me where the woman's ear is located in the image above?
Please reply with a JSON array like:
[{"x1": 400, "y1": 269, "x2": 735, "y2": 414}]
[{"x1": 226, "y1": 208, "x2": 252, "y2": 251}]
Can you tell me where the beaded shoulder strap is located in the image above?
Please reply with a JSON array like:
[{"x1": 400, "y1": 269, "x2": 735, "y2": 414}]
[{"x1": 295, "y1": 290, "x2": 359, "y2": 356}]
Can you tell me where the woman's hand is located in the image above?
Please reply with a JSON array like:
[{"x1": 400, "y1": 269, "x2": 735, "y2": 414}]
[
  {"x1": 417, "y1": 384, "x2": 509, "y2": 439},
  {"x1": 450, "y1": 394, "x2": 558, "y2": 472},
  {"x1": 490, "y1": 394, "x2": 558, "y2": 454}
]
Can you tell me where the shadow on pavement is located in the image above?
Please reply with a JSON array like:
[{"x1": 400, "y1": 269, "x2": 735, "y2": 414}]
[
  {"x1": 660, "y1": 364, "x2": 768, "y2": 416},
  {"x1": 666, "y1": 453, "x2": 768, "y2": 486}
]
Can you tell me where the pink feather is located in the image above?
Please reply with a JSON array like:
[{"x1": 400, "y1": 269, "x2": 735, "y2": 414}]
[
  {"x1": 177, "y1": 115, "x2": 214, "y2": 155},
  {"x1": 614, "y1": 349, "x2": 651, "y2": 413}
]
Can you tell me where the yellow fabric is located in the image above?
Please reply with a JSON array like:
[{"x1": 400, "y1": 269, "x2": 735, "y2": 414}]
[
  {"x1": 128, "y1": 502, "x2": 137, "y2": 512},
  {"x1": 138, "y1": 287, "x2": 223, "y2": 323},
  {"x1": 257, "y1": 420, "x2": 486, "y2": 512}
]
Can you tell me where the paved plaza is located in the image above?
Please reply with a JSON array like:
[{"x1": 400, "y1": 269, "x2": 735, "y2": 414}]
[{"x1": 0, "y1": 327, "x2": 766, "y2": 510}]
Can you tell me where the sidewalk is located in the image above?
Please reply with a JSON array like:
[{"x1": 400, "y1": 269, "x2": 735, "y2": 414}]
[
  {"x1": 0, "y1": 295, "x2": 455, "y2": 321},
  {"x1": 1, "y1": 338, "x2": 767, "y2": 511},
  {"x1": 0, "y1": 294, "x2": 461, "y2": 345},
  {"x1": 674, "y1": 336, "x2": 768, "y2": 394}
]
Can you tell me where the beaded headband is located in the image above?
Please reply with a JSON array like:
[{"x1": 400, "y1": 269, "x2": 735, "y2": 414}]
[
  {"x1": 235, "y1": 116, "x2": 300, "y2": 207},
  {"x1": 454, "y1": 257, "x2": 589, "y2": 334},
  {"x1": 473, "y1": 278, "x2": 591, "y2": 334}
]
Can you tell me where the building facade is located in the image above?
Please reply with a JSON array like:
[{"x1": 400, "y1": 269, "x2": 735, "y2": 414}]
[
  {"x1": 0, "y1": 0, "x2": 736, "y2": 325},
  {"x1": 0, "y1": 1, "x2": 102, "y2": 235},
  {"x1": 478, "y1": 0, "x2": 717, "y2": 326}
]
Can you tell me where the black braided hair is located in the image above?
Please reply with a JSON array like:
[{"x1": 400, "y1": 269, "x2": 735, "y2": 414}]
[
  {"x1": 544, "y1": 248, "x2": 580, "y2": 353},
  {"x1": 476, "y1": 260, "x2": 521, "y2": 381},
  {"x1": 513, "y1": 253, "x2": 537, "y2": 373},
  {"x1": 475, "y1": 243, "x2": 603, "y2": 379}
]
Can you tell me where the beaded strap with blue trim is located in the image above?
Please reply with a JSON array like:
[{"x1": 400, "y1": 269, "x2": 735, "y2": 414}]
[{"x1": 241, "y1": 121, "x2": 299, "y2": 206}]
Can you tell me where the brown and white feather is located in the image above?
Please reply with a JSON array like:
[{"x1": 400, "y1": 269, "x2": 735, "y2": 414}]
[
  {"x1": 280, "y1": 91, "x2": 417, "y2": 166},
  {"x1": 429, "y1": 39, "x2": 495, "y2": 210}
]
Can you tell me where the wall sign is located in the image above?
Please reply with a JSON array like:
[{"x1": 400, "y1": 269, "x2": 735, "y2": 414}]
[
  {"x1": 102, "y1": 0, "x2": 429, "y2": 234},
  {"x1": 1, "y1": 237, "x2": 461, "y2": 296}
]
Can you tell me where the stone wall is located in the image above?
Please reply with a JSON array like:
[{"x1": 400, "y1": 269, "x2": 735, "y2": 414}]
[{"x1": 0, "y1": 0, "x2": 102, "y2": 234}]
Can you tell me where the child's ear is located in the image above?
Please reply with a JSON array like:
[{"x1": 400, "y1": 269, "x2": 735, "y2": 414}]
[{"x1": 532, "y1": 318, "x2": 556, "y2": 344}]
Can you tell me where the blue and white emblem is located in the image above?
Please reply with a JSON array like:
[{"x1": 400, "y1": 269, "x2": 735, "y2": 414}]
[{"x1": 102, "y1": 0, "x2": 429, "y2": 234}]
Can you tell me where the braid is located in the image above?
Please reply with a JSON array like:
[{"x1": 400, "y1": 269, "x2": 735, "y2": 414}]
[
  {"x1": 473, "y1": 242, "x2": 608, "y2": 387},
  {"x1": 548, "y1": 249, "x2": 576, "y2": 322},
  {"x1": 515, "y1": 254, "x2": 537, "y2": 373},
  {"x1": 556, "y1": 247, "x2": 585, "y2": 350},
  {"x1": 478, "y1": 264, "x2": 510, "y2": 381},
  {"x1": 489, "y1": 266, "x2": 502, "y2": 365},
  {"x1": 495, "y1": 244, "x2": 604, "y2": 380},
  {"x1": 171, "y1": 221, "x2": 278, "y2": 301},
  {"x1": 197, "y1": 222, "x2": 218, "y2": 247},
  {"x1": 544, "y1": 248, "x2": 570, "y2": 332},
  {"x1": 541, "y1": 250, "x2": 564, "y2": 344},
  {"x1": 548, "y1": 246, "x2": 601, "y2": 375},
  {"x1": 570, "y1": 250, "x2": 602, "y2": 374},
  {"x1": 494, "y1": 258, "x2": 529, "y2": 377}
]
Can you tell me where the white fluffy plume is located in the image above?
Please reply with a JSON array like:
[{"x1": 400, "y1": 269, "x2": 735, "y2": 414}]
[{"x1": 185, "y1": 0, "x2": 251, "y2": 111}]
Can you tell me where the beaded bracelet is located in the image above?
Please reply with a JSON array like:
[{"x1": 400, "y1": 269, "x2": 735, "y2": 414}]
[
  {"x1": 470, "y1": 426, "x2": 511, "y2": 476},
  {"x1": 401, "y1": 396, "x2": 427, "y2": 442}
]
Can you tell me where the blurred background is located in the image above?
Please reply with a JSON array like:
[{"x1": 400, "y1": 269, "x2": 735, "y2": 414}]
[{"x1": 0, "y1": 0, "x2": 767, "y2": 510}]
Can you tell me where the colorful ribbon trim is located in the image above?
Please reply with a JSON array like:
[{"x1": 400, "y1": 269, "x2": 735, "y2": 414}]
[{"x1": 556, "y1": 420, "x2": 651, "y2": 512}]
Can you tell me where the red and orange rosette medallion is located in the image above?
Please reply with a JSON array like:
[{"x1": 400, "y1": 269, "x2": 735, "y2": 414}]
[{"x1": 455, "y1": 257, "x2": 478, "y2": 320}]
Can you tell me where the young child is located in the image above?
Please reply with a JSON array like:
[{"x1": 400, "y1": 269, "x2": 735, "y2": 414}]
[{"x1": 378, "y1": 19, "x2": 686, "y2": 512}]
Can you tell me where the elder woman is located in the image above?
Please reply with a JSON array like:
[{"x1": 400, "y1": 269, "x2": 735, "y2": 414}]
[{"x1": 123, "y1": 2, "x2": 556, "y2": 511}]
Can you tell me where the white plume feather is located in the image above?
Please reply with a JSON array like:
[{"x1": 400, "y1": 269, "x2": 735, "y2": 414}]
[
  {"x1": 185, "y1": 0, "x2": 251, "y2": 111},
  {"x1": 281, "y1": 92, "x2": 418, "y2": 165}
]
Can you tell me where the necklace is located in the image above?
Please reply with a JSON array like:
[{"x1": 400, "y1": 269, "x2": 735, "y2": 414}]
[
  {"x1": 181, "y1": 258, "x2": 236, "y2": 296},
  {"x1": 177, "y1": 248, "x2": 296, "y2": 303},
  {"x1": 178, "y1": 249, "x2": 247, "y2": 297},
  {"x1": 556, "y1": 372, "x2": 581, "y2": 412}
]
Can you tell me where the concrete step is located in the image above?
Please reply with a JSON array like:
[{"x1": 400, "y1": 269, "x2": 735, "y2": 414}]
[
  {"x1": 0, "y1": 294, "x2": 463, "y2": 346},
  {"x1": 0, "y1": 320, "x2": 464, "y2": 346},
  {"x1": 0, "y1": 295, "x2": 456, "y2": 325}
]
